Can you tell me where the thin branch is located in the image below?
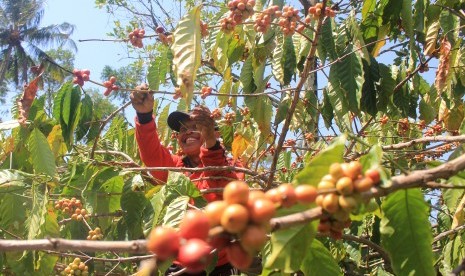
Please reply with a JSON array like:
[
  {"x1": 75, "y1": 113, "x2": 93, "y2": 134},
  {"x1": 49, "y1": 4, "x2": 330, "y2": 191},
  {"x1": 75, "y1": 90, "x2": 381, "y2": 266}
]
[
  {"x1": 122, "y1": 165, "x2": 260, "y2": 177},
  {"x1": 44, "y1": 250, "x2": 154, "y2": 263},
  {"x1": 433, "y1": 224, "x2": 465, "y2": 243},
  {"x1": 451, "y1": 257, "x2": 465, "y2": 276}
]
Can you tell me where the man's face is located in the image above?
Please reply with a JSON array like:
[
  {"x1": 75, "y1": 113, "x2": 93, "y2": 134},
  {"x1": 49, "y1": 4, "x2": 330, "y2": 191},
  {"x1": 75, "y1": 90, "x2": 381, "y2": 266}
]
[{"x1": 177, "y1": 119, "x2": 204, "y2": 155}]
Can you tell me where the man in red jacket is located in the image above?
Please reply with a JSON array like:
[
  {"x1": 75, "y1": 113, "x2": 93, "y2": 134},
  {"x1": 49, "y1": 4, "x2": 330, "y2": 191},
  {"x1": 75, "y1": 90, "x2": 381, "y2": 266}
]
[{"x1": 130, "y1": 86, "x2": 242, "y2": 275}]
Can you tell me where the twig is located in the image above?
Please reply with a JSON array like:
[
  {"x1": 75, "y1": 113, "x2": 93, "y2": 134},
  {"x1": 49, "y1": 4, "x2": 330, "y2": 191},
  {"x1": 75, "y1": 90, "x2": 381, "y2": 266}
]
[
  {"x1": 89, "y1": 101, "x2": 132, "y2": 159},
  {"x1": 451, "y1": 257, "x2": 465, "y2": 276},
  {"x1": 44, "y1": 250, "x2": 154, "y2": 263},
  {"x1": 393, "y1": 55, "x2": 435, "y2": 93},
  {"x1": 433, "y1": 224, "x2": 465, "y2": 243}
]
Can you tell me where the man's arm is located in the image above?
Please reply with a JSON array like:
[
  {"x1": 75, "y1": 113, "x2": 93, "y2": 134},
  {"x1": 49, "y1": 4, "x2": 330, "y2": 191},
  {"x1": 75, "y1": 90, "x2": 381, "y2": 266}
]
[{"x1": 131, "y1": 85, "x2": 178, "y2": 182}]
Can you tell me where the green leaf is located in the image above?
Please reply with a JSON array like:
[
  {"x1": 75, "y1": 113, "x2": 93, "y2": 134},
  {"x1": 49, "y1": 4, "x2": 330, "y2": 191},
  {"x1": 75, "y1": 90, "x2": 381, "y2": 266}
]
[
  {"x1": 419, "y1": 97, "x2": 437, "y2": 124},
  {"x1": 382, "y1": 0, "x2": 403, "y2": 27},
  {"x1": 244, "y1": 96, "x2": 272, "y2": 140},
  {"x1": 240, "y1": 55, "x2": 257, "y2": 94},
  {"x1": 26, "y1": 183, "x2": 48, "y2": 240},
  {"x1": 265, "y1": 224, "x2": 314, "y2": 273},
  {"x1": 157, "y1": 103, "x2": 171, "y2": 145},
  {"x1": 94, "y1": 175, "x2": 124, "y2": 231},
  {"x1": 361, "y1": 58, "x2": 380, "y2": 116},
  {"x1": 59, "y1": 84, "x2": 82, "y2": 147},
  {"x1": 321, "y1": 89, "x2": 334, "y2": 128},
  {"x1": 148, "y1": 58, "x2": 162, "y2": 91},
  {"x1": 301, "y1": 239, "x2": 343, "y2": 276},
  {"x1": 27, "y1": 128, "x2": 56, "y2": 177},
  {"x1": 227, "y1": 33, "x2": 245, "y2": 65},
  {"x1": 275, "y1": 96, "x2": 291, "y2": 125},
  {"x1": 121, "y1": 178, "x2": 148, "y2": 239},
  {"x1": 219, "y1": 124, "x2": 234, "y2": 150},
  {"x1": 294, "y1": 136, "x2": 345, "y2": 185},
  {"x1": 272, "y1": 35, "x2": 284, "y2": 84},
  {"x1": 52, "y1": 82, "x2": 72, "y2": 122},
  {"x1": 320, "y1": 19, "x2": 337, "y2": 61},
  {"x1": 377, "y1": 64, "x2": 396, "y2": 113},
  {"x1": 162, "y1": 195, "x2": 189, "y2": 228},
  {"x1": 171, "y1": 6, "x2": 202, "y2": 107},
  {"x1": 282, "y1": 36, "x2": 296, "y2": 85},
  {"x1": 218, "y1": 77, "x2": 232, "y2": 108},
  {"x1": 380, "y1": 189, "x2": 435, "y2": 276},
  {"x1": 337, "y1": 45, "x2": 364, "y2": 114},
  {"x1": 75, "y1": 94, "x2": 93, "y2": 141},
  {"x1": 442, "y1": 235, "x2": 465, "y2": 274}
]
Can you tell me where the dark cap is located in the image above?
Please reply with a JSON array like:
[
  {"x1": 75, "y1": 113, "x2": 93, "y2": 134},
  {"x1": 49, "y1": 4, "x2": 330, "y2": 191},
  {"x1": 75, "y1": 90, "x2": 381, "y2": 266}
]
[
  {"x1": 167, "y1": 110, "x2": 219, "y2": 132},
  {"x1": 167, "y1": 111, "x2": 191, "y2": 132}
]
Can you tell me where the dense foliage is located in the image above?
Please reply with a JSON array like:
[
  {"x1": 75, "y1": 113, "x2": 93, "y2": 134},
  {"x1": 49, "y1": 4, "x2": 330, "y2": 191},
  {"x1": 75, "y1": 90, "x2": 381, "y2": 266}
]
[{"x1": 1, "y1": 0, "x2": 465, "y2": 275}]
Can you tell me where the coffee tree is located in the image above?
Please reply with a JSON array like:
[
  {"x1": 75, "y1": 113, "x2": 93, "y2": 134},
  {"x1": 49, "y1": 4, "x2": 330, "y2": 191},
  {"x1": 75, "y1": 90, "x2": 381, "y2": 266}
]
[{"x1": 1, "y1": 0, "x2": 465, "y2": 275}]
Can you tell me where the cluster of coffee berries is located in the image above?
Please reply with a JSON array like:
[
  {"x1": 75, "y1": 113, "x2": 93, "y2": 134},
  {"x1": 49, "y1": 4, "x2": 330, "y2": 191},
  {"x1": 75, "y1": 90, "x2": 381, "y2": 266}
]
[
  {"x1": 128, "y1": 28, "x2": 145, "y2": 48},
  {"x1": 239, "y1": 107, "x2": 250, "y2": 116},
  {"x1": 147, "y1": 210, "x2": 213, "y2": 273},
  {"x1": 211, "y1": 108, "x2": 222, "y2": 120},
  {"x1": 221, "y1": 0, "x2": 255, "y2": 32},
  {"x1": 70, "y1": 207, "x2": 89, "y2": 221},
  {"x1": 200, "y1": 21, "x2": 209, "y2": 37},
  {"x1": 200, "y1": 86, "x2": 212, "y2": 99},
  {"x1": 55, "y1": 198, "x2": 83, "y2": 215},
  {"x1": 72, "y1": 69, "x2": 90, "y2": 87},
  {"x1": 379, "y1": 115, "x2": 389, "y2": 125},
  {"x1": 87, "y1": 227, "x2": 103, "y2": 240},
  {"x1": 103, "y1": 76, "x2": 119, "y2": 96},
  {"x1": 277, "y1": 6, "x2": 300, "y2": 36},
  {"x1": 315, "y1": 161, "x2": 381, "y2": 239},
  {"x1": 253, "y1": 5, "x2": 279, "y2": 33},
  {"x1": 304, "y1": 133, "x2": 314, "y2": 142},
  {"x1": 425, "y1": 123, "x2": 443, "y2": 136},
  {"x1": 397, "y1": 118, "x2": 410, "y2": 135},
  {"x1": 223, "y1": 112, "x2": 236, "y2": 125},
  {"x1": 284, "y1": 139, "x2": 296, "y2": 147},
  {"x1": 305, "y1": 2, "x2": 336, "y2": 23},
  {"x1": 61, "y1": 258, "x2": 89, "y2": 276}
]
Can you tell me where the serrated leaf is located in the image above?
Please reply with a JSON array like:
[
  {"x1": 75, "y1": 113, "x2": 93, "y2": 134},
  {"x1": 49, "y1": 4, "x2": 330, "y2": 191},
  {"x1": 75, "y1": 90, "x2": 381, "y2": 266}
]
[
  {"x1": 424, "y1": 21, "x2": 440, "y2": 56},
  {"x1": 26, "y1": 183, "x2": 48, "y2": 240},
  {"x1": 301, "y1": 239, "x2": 343, "y2": 276},
  {"x1": 162, "y1": 196, "x2": 189, "y2": 228},
  {"x1": 282, "y1": 36, "x2": 296, "y2": 85},
  {"x1": 148, "y1": 49, "x2": 170, "y2": 91},
  {"x1": 272, "y1": 35, "x2": 284, "y2": 84},
  {"x1": 121, "y1": 180, "x2": 148, "y2": 239},
  {"x1": 240, "y1": 55, "x2": 257, "y2": 94},
  {"x1": 171, "y1": 6, "x2": 202, "y2": 107},
  {"x1": 75, "y1": 94, "x2": 93, "y2": 141},
  {"x1": 294, "y1": 136, "x2": 345, "y2": 185},
  {"x1": 337, "y1": 45, "x2": 364, "y2": 114},
  {"x1": 361, "y1": 58, "x2": 379, "y2": 116},
  {"x1": 380, "y1": 189, "x2": 435, "y2": 276},
  {"x1": 265, "y1": 224, "x2": 313, "y2": 273},
  {"x1": 320, "y1": 19, "x2": 337, "y2": 61},
  {"x1": 27, "y1": 128, "x2": 56, "y2": 177},
  {"x1": 244, "y1": 96, "x2": 272, "y2": 140}
]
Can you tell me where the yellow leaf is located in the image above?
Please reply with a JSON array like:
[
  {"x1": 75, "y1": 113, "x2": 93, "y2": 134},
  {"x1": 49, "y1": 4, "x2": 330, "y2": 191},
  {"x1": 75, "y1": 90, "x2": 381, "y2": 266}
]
[
  {"x1": 47, "y1": 125, "x2": 67, "y2": 159},
  {"x1": 232, "y1": 134, "x2": 251, "y2": 161},
  {"x1": 451, "y1": 194, "x2": 465, "y2": 229}
]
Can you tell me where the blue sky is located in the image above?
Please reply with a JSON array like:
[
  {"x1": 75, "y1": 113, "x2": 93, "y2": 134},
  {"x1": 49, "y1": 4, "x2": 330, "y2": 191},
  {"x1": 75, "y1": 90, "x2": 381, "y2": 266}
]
[{"x1": 42, "y1": 0, "x2": 130, "y2": 87}]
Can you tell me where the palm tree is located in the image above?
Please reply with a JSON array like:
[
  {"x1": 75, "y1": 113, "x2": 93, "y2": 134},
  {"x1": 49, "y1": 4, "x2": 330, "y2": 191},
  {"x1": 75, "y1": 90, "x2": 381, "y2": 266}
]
[{"x1": 0, "y1": 0, "x2": 76, "y2": 86}]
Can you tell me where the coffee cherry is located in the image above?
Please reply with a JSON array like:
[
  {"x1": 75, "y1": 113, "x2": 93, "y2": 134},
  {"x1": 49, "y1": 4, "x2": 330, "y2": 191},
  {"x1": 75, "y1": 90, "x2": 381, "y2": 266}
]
[
  {"x1": 329, "y1": 163, "x2": 344, "y2": 180},
  {"x1": 179, "y1": 210, "x2": 210, "y2": 241},
  {"x1": 147, "y1": 227, "x2": 180, "y2": 260},
  {"x1": 295, "y1": 185, "x2": 317, "y2": 204},
  {"x1": 353, "y1": 177, "x2": 374, "y2": 192},
  {"x1": 365, "y1": 168, "x2": 381, "y2": 184},
  {"x1": 277, "y1": 184, "x2": 297, "y2": 208},
  {"x1": 156, "y1": 26, "x2": 165, "y2": 34},
  {"x1": 204, "y1": 200, "x2": 228, "y2": 227},
  {"x1": 239, "y1": 225, "x2": 268, "y2": 253},
  {"x1": 322, "y1": 193, "x2": 339, "y2": 213},
  {"x1": 338, "y1": 195, "x2": 358, "y2": 211},
  {"x1": 223, "y1": 180, "x2": 249, "y2": 205},
  {"x1": 221, "y1": 204, "x2": 249, "y2": 234},
  {"x1": 226, "y1": 242, "x2": 254, "y2": 270},
  {"x1": 335, "y1": 177, "x2": 354, "y2": 195},
  {"x1": 265, "y1": 188, "x2": 281, "y2": 204},
  {"x1": 342, "y1": 161, "x2": 362, "y2": 180},
  {"x1": 177, "y1": 239, "x2": 212, "y2": 273},
  {"x1": 247, "y1": 190, "x2": 266, "y2": 208},
  {"x1": 249, "y1": 198, "x2": 276, "y2": 224}
]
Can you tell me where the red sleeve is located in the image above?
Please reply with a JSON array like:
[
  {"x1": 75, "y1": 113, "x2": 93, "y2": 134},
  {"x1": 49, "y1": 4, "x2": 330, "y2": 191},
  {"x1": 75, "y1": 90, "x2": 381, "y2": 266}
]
[{"x1": 135, "y1": 116, "x2": 180, "y2": 183}]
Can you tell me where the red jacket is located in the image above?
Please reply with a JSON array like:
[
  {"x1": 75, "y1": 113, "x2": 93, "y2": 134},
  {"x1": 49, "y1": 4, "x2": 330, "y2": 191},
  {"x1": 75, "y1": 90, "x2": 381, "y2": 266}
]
[{"x1": 135, "y1": 116, "x2": 243, "y2": 266}]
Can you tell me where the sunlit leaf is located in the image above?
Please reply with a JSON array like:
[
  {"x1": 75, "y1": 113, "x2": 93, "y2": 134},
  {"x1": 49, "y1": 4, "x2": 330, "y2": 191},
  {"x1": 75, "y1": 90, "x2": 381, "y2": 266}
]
[
  {"x1": 232, "y1": 134, "x2": 251, "y2": 161},
  {"x1": 301, "y1": 239, "x2": 343, "y2": 276},
  {"x1": 28, "y1": 128, "x2": 56, "y2": 177},
  {"x1": 171, "y1": 6, "x2": 202, "y2": 107},
  {"x1": 380, "y1": 189, "x2": 435, "y2": 276}
]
